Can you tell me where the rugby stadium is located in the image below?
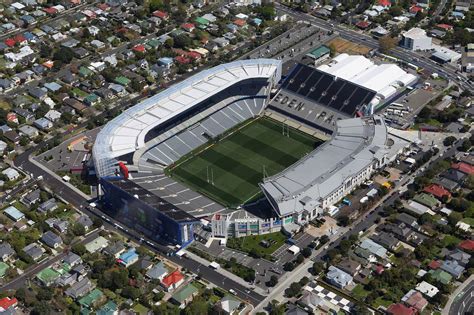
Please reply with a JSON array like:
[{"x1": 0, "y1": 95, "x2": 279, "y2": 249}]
[{"x1": 93, "y1": 57, "x2": 416, "y2": 245}]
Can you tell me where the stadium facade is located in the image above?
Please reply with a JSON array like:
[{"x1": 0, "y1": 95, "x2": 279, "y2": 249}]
[{"x1": 94, "y1": 57, "x2": 414, "y2": 243}]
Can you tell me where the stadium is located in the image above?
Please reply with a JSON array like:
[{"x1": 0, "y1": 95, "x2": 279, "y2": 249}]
[{"x1": 94, "y1": 57, "x2": 415, "y2": 245}]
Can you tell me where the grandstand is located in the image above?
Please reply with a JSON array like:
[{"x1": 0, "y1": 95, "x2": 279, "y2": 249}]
[
  {"x1": 260, "y1": 115, "x2": 405, "y2": 221},
  {"x1": 93, "y1": 59, "x2": 282, "y2": 178}
]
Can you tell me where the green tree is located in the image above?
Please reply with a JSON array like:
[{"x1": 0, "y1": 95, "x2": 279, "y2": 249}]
[
  {"x1": 121, "y1": 286, "x2": 140, "y2": 300},
  {"x1": 71, "y1": 243, "x2": 86, "y2": 256},
  {"x1": 71, "y1": 223, "x2": 86, "y2": 236},
  {"x1": 312, "y1": 261, "x2": 325, "y2": 275},
  {"x1": 378, "y1": 35, "x2": 398, "y2": 53}
]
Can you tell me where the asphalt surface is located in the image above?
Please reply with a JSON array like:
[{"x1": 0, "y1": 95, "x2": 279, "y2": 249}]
[{"x1": 450, "y1": 279, "x2": 474, "y2": 315}]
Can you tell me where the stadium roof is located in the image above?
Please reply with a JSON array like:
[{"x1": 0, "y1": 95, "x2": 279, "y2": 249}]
[
  {"x1": 260, "y1": 116, "x2": 389, "y2": 216},
  {"x1": 93, "y1": 59, "x2": 281, "y2": 177},
  {"x1": 317, "y1": 54, "x2": 417, "y2": 100}
]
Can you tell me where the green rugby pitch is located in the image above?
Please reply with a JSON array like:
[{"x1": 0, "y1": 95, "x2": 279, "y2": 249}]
[{"x1": 167, "y1": 117, "x2": 322, "y2": 208}]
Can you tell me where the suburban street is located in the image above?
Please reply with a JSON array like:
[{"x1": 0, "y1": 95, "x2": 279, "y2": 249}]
[{"x1": 447, "y1": 275, "x2": 474, "y2": 315}]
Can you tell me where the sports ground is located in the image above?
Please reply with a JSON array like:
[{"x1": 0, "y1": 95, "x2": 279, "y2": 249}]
[{"x1": 167, "y1": 117, "x2": 322, "y2": 208}]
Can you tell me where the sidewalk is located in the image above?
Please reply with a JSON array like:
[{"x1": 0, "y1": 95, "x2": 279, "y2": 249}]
[{"x1": 183, "y1": 249, "x2": 267, "y2": 296}]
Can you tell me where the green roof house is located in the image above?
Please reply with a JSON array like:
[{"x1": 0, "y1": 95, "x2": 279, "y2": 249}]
[
  {"x1": 170, "y1": 283, "x2": 199, "y2": 308},
  {"x1": 36, "y1": 267, "x2": 61, "y2": 286},
  {"x1": 413, "y1": 193, "x2": 440, "y2": 209},
  {"x1": 146, "y1": 39, "x2": 161, "y2": 49},
  {"x1": 79, "y1": 66, "x2": 93, "y2": 78},
  {"x1": 429, "y1": 269, "x2": 452, "y2": 284},
  {"x1": 96, "y1": 300, "x2": 117, "y2": 315},
  {"x1": 79, "y1": 289, "x2": 103, "y2": 309},
  {"x1": 0, "y1": 262, "x2": 9, "y2": 278},
  {"x1": 114, "y1": 76, "x2": 131, "y2": 86},
  {"x1": 84, "y1": 93, "x2": 100, "y2": 106},
  {"x1": 217, "y1": 295, "x2": 241, "y2": 314}
]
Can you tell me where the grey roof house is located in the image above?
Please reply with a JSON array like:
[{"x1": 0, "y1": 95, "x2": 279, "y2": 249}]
[
  {"x1": 38, "y1": 198, "x2": 58, "y2": 213},
  {"x1": 0, "y1": 243, "x2": 15, "y2": 262},
  {"x1": 326, "y1": 266, "x2": 353, "y2": 288},
  {"x1": 41, "y1": 231, "x2": 63, "y2": 249},
  {"x1": 65, "y1": 277, "x2": 93, "y2": 299},
  {"x1": 23, "y1": 243, "x2": 44, "y2": 261}
]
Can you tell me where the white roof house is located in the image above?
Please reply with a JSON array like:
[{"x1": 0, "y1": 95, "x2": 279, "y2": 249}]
[
  {"x1": 415, "y1": 281, "x2": 439, "y2": 298},
  {"x1": 2, "y1": 167, "x2": 20, "y2": 181},
  {"x1": 359, "y1": 238, "x2": 387, "y2": 259},
  {"x1": 93, "y1": 59, "x2": 282, "y2": 177},
  {"x1": 326, "y1": 266, "x2": 353, "y2": 288}
]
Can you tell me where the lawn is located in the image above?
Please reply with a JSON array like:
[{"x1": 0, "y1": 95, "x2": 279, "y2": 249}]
[
  {"x1": 461, "y1": 217, "x2": 474, "y2": 227},
  {"x1": 226, "y1": 231, "x2": 287, "y2": 258},
  {"x1": 373, "y1": 297, "x2": 393, "y2": 308},
  {"x1": 167, "y1": 117, "x2": 321, "y2": 207},
  {"x1": 352, "y1": 284, "x2": 369, "y2": 301},
  {"x1": 133, "y1": 304, "x2": 149, "y2": 315}
]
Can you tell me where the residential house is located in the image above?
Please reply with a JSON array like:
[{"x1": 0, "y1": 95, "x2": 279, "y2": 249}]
[
  {"x1": 413, "y1": 193, "x2": 440, "y2": 209},
  {"x1": 146, "y1": 262, "x2": 168, "y2": 281},
  {"x1": 28, "y1": 87, "x2": 47, "y2": 100},
  {"x1": 396, "y1": 213, "x2": 420, "y2": 230},
  {"x1": 451, "y1": 162, "x2": 474, "y2": 175},
  {"x1": 215, "y1": 295, "x2": 241, "y2": 314},
  {"x1": 3, "y1": 131, "x2": 20, "y2": 145},
  {"x1": 63, "y1": 252, "x2": 82, "y2": 267},
  {"x1": 459, "y1": 239, "x2": 474, "y2": 252},
  {"x1": 2, "y1": 168, "x2": 20, "y2": 181},
  {"x1": 34, "y1": 117, "x2": 53, "y2": 130},
  {"x1": 22, "y1": 189, "x2": 41, "y2": 206},
  {"x1": 118, "y1": 248, "x2": 139, "y2": 267},
  {"x1": 415, "y1": 281, "x2": 439, "y2": 298},
  {"x1": 18, "y1": 125, "x2": 39, "y2": 138},
  {"x1": 0, "y1": 297, "x2": 18, "y2": 313},
  {"x1": 359, "y1": 239, "x2": 387, "y2": 259},
  {"x1": 4, "y1": 206, "x2": 25, "y2": 222},
  {"x1": 22, "y1": 243, "x2": 44, "y2": 261},
  {"x1": 41, "y1": 230, "x2": 63, "y2": 248},
  {"x1": 85, "y1": 236, "x2": 109, "y2": 253},
  {"x1": 441, "y1": 169, "x2": 466, "y2": 183},
  {"x1": 444, "y1": 249, "x2": 471, "y2": 266},
  {"x1": 401, "y1": 290, "x2": 428, "y2": 313},
  {"x1": 161, "y1": 270, "x2": 185, "y2": 292},
  {"x1": 38, "y1": 198, "x2": 58, "y2": 213},
  {"x1": 386, "y1": 303, "x2": 417, "y2": 315},
  {"x1": 370, "y1": 232, "x2": 400, "y2": 250},
  {"x1": 170, "y1": 283, "x2": 199, "y2": 308},
  {"x1": 65, "y1": 278, "x2": 93, "y2": 299},
  {"x1": 326, "y1": 266, "x2": 353, "y2": 288},
  {"x1": 336, "y1": 258, "x2": 361, "y2": 276},
  {"x1": 77, "y1": 215, "x2": 93, "y2": 231},
  {"x1": 0, "y1": 243, "x2": 15, "y2": 262},
  {"x1": 45, "y1": 109, "x2": 61, "y2": 122},
  {"x1": 429, "y1": 269, "x2": 452, "y2": 284},
  {"x1": 423, "y1": 184, "x2": 452, "y2": 200},
  {"x1": 103, "y1": 242, "x2": 126, "y2": 258},
  {"x1": 440, "y1": 259, "x2": 465, "y2": 278}
]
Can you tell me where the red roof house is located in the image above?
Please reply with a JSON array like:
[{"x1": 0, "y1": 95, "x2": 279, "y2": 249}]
[
  {"x1": 355, "y1": 21, "x2": 371, "y2": 29},
  {"x1": 410, "y1": 5, "x2": 424, "y2": 13},
  {"x1": 175, "y1": 56, "x2": 191, "y2": 64},
  {"x1": 423, "y1": 184, "x2": 452, "y2": 200},
  {"x1": 181, "y1": 23, "x2": 195, "y2": 32},
  {"x1": 187, "y1": 51, "x2": 202, "y2": 60},
  {"x1": 378, "y1": 0, "x2": 392, "y2": 6},
  {"x1": 451, "y1": 162, "x2": 474, "y2": 175},
  {"x1": 386, "y1": 303, "x2": 417, "y2": 315},
  {"x1": 5, "y1": 38, "x2": 16, "y2": 47},
  {"x1": 161, "y1": 270, "x2": 184, "y2": 291},
  {"x1": 459, "y1": 240, "x2": 474, "y2": 252},
  {"x1": 43, "y1": 7, "x2": 58, "y2": 15},
  {"x1": 436, "y1": 23, "x2": 453, "y2": 31},
  {"x1": 153, "y1": 10, "x2": 169, "y2": 20},
  {"x1": 13, "y1": 34, "x2": 26, "y2": 44},
  {"x1": 233, "y1": 19, "x2": 247, "y2": 27},
  {"x1": 405, "y1": 291, "x2": 428, "y2": 312},
  {"x1": 428, "y1": 260, "x2": 441, "y2": 270},
  {"x1": 132, "y1": 44, "x2": 146, "y2": 53},
  {"x1": 6, "y1": 113, "x2": 18, "y2": 123},
  {"x1": 0, "y1": 297, "x2": 18, "y2": 312},
  {"x1": 97, "y1": 3, "x2": 110, "y2": 11}
]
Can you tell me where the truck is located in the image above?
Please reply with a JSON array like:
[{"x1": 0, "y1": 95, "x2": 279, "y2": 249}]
[{"x1": 209, "y1": 261, "x2": 220, "y2": 270}]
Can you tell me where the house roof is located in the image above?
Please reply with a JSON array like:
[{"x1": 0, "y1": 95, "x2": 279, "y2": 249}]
[
  {"x1": 0, "y1": 297, "x2": 17, "y2": 312},
  {"x1": 404, "y1": 291, "x2": 428, "y2": 311},
  {"x1": 423, "y1": 184, "x2": 451, "y2": 199},
  {"x1": 428, "y1": 260, "x2": 441, "y2": 270},
  {"x1": 413, "y1": 193, "x2": 439, "y2": 208},
  {"x1": 429, "y1": 269, "x2": 452, "y2": 284},
  {"x1": 451, "y1": 162, "x2": 474, "y2": 175},
  {"x1": 162, "y1": 270, "x2": 184, "y2": 287},
  {"x1": 378, "y1": 0, "x2": 391, "y2": 6},
  {"x1": 459, "y1": 239, "x2": 474, "y2": 251},
  {"x1": 146, "y1": 262, "x2": 168, "y2": 279},
  {"x1": 4, "y1": 206, "x2": 24, "y2": 221},
  {"x1": 171, "y1": 283, "x2": 198, "y2": 303},
  {"x1": 387, "y1": 303, "x2": 416, "y2": 315}
]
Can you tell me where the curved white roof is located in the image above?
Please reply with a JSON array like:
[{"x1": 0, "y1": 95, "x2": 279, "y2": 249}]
[
  {"x1": 318, "y1": 54, "x2": 417, "y2": 100},
  {"x1": 93, "y1": 59, "x2": 282, "y2": 177}
]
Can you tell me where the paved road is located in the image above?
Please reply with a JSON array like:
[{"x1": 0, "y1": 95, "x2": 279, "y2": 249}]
[
  {"x1": 448, "y1": 275, "x2": 474, "y2": 315},
  {"x1": 275, "y1": 3, "x2": 473, "y2": 92},
  {"x1": 1, "y1": 230, "x2": 99, "y2": 292}
]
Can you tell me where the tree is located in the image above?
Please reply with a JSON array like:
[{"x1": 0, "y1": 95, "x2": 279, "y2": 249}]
[
  {"x1": 71, "y1": 223, "x2": 86, "y2": 236},
  {"x1": 31, "y1": 301, "x2": 51, "y2": 315},
  {"x1": 460, "y1": 139, "x2": 472, "y2": 152},
  {"x1": 121, "y1": 286, "x2": 140, "y2": 300},
  {"x1": 301, "y1": 247, "x2": 312, "y2": 258},
  {"x1": 285, "y1": 282, "x2": 302, "y2": 297},
  {"x1": 378, "y1": 36, "x2": 398, "y2": 53},
  {"x1": 320, "y1": 235, "x2": 330, "y2": 244},
  {"x1": 448, "y1": 211, "x2": 463, "y2": 226},
  {"x1": 267, "y1": 275, "x2": 278, "y2": 287},
  {"x1": 71, "y1": 243, "x2": 86, "y2": 256},
  {"x1": 328, "y1": 43, "x2": 337, "y2": 57},
  {"x1": 36, "y1": 287, "x2": 53, "y2": 301},
  {"x1": 352, "y1": 302, "x2": 370, "y2": 315},
  {"x1": 53, "y1": 47, "x2": 75, "y2": 64},
  {"x1": 338, "y1": 215, "x2": 350, "y2": 227},
  {"x1": 443, "y1": 136, "x2": 457, "y2": 146},
  {"x1": 312, "y1": 261, "x2": 325, "y2": 275}
]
